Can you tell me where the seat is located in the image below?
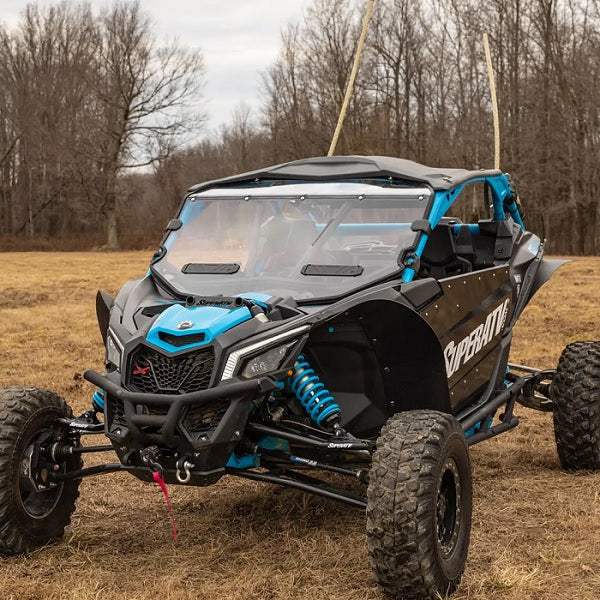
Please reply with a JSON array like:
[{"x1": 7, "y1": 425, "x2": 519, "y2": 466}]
[
  {"x1": 454, "y1": 226, "x2": 476, "y2": 266},
  {"x1": 419, "y1": 224, "x2": 472, "y2": 279},
  {"x1": 472, "y1": 219, "x2": 515, "y2": 268}
]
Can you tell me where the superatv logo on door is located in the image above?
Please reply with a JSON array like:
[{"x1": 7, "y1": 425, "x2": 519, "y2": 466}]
[{"x1": 444, "y1": 298, "x2": 510, "y2": 378}]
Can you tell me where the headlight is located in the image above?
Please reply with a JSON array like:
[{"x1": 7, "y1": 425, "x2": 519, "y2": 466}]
[
  {"x1": 241, "y1": 344, "x2": 291, "y2": 379},
  {"x1": 221, "y1": 325, "x2": 309, "y2": 380},
  {"x1": 106, "y1": 330, "x2": 123, "y2": 370}
]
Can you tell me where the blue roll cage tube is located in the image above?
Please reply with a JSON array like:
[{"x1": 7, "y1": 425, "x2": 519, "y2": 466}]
[{"x1": 401, "y1": 173, "x2": 524, "y2": 283}]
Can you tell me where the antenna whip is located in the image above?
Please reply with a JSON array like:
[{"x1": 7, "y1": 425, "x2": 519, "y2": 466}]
[
  {"x1": 483, "y1": 32, "x2": 500, "y2": 169},
  {"x1": 328, "y1": 0, "x2": 375, "y2": 157}
]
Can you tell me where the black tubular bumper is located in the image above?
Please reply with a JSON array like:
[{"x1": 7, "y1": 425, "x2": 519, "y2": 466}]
[
  {"x1": 83, "y1": 370, "x2": 279, "y2": 463},
  {"x1": 84, "y1": 369, "x2": 277, "y2": 406}
]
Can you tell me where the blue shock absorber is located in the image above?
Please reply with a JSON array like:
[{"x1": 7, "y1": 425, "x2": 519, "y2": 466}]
[
  {"x1": 92, "y1": 389, "x2": 105, "y2": 412},
  {"x1": 287, "y1": 355, "x2": 341, "y2": 427}
]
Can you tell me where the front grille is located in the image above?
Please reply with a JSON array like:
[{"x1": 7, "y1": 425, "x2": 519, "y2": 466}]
[
  {"x1": 108, "y1": 395, "x2": 126, "y2": 426},
  {"x1": 127, "y1": 345, "x2": 214, "y2": 394},
  {"x1": 183, "y1": 399, "x2": 230, "y2": 436},
  {"x1": 120, "y1": 344, "x2": 229, "y2": 441}
]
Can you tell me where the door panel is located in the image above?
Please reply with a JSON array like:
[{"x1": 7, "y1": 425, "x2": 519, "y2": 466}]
[{"x1": 419, "y1": 265, "x2": 514, "y2": 409}]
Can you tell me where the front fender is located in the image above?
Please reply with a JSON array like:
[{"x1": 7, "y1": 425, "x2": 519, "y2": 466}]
[{"x1": 304, "y1": 298, "x2": 450, "y2": 437}]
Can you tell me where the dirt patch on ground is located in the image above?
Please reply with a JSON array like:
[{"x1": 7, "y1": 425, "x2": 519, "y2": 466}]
[{"x1": 0, "y1": 252, "x2": 598, "y2": 599}]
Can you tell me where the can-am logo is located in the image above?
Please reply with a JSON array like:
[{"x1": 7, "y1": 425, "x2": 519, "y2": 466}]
[{"x1": 444, "y1": 298, "x2": 510, "y2": 378}]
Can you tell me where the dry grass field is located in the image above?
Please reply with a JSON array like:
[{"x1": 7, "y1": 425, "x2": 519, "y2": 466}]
[{"x1": 0, "y1": 252, "x2": 598, "y2": 600}]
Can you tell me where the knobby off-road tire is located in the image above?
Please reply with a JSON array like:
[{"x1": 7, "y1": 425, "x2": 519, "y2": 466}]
[
  {"x1": 367, "y1": 410, "x2": 472, "y2": 600},
  {"x1": 0, "y1": 387, "x2": 81, "y2": 554},
  {"x1": 552, "y1": 341, "x2": 600, "y2": 470}
]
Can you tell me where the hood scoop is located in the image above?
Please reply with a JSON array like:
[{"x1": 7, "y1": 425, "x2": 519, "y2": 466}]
[{"x1": 157, "y1": 331, "x2": 206, "y2": 347}]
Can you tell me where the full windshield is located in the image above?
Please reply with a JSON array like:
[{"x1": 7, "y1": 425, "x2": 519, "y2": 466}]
[{"x1": 152, "y1": 183, "x2": 430, "y2": 301}]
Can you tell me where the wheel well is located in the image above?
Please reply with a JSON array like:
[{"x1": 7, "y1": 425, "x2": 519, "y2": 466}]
[{"x1": 304, "y1": 299, "x2": 450, "y2": 437}]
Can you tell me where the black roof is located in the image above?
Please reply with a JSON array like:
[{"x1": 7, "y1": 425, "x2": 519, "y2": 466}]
[{"x1": 187, "y1": 155, "x2": 502, "y2": 194}]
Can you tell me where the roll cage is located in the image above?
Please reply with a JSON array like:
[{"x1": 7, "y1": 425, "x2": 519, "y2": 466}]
[{"x1": 176, "y1": 155, "x2": 525, "y2": 287}]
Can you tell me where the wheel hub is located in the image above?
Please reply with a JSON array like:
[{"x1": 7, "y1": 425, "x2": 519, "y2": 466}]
[
  {"x1": 436, "y1": 458, "x2": 461, "y2": 557},
  {"x1": 18, "y1": 430, "x2": 65, "y2": 519}
]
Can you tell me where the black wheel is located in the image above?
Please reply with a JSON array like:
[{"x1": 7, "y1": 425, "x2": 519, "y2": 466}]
[
  {"x1": 551, "y1": 341, "x2": 600, "y2": 470},
  {"x1": 366, "y1": 410, "x2": 472, "y2": 600},
  {"x1": 0, "y1": 387, "x2": 82, "y2": 554}
]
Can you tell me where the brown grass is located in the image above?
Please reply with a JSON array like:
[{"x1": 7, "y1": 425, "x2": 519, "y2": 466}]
[{"x1": 0, "y1": 252, "x2": 599, "y2": 600}]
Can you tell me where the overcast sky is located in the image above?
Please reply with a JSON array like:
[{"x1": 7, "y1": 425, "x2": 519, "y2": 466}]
[{"x1": 1, "y1": 0, "x2": 310, "y2": 134}]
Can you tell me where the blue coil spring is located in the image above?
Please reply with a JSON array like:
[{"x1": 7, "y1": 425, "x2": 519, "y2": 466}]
[
  {"x1": 92, "y1": 389, "x2": 105, "y2": 412},
  {"x1": 287, "y1": 355, "x2": 341, "y2": 427}
]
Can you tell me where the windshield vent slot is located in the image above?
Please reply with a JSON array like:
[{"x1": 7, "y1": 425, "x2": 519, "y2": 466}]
[
  {"x1": 182, "y1": 263, "x2": 240, "y2": 274},
  {"x1": 158, "y1": 331, "x2": 206, "y2": 347},
  {"x1": 301, "y1": 264, "x2": 364, "y2": 277}
]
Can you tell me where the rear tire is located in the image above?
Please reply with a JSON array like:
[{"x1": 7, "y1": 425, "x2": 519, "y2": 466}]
[
  {"x1": 551, "y1": 341, "x2": 600, "y2": 470},
  {"x1": 0, "y1": 387, "x2": 81, "y2": 554},
  {"x1": 367, "y1": 410, "x2": 472, "y2": 600}
]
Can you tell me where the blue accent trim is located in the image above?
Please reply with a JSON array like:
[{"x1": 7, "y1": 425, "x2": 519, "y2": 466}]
[
  {"x1": 236, "y1": 292, "x2": 271, "y2": 308},
  {"x1": 453, "y1": 224, "x2": 480, "y2": 235},
  {"x1": 428, "y1": 175, "x2": 513, "y2": 227},
  {"x1": 429, "y1": 174, "x2": 513, "y2": 227},
  {"x1": 504, "y1": 200, "x2": 525, "y2": 229},
  {"x1": 401, "y1": 234, "x2": 428, "y2": 282},
  {"x1": 226, "y1": 453, "x2": 260, "y2": 469},
  {"x1": 256, "y1": 436, "x2": 290, "y2": 451},
  {"x1": 146, "y1": 303, "x2": 251, "y2": 352},
  {"x1": 226, "y1": 436, "x2": 290, "y2": 469},
  {"x1": 465, "y1": 417, "x2": 493, "y2": 438}
]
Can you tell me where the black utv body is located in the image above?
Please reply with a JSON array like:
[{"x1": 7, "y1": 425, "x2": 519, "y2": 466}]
[{"x1": 2, "y1": 156, "x2": 599, "y2": 600}]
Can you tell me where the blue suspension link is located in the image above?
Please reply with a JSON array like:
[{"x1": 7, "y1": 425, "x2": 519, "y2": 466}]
[{"x1": 287, "y1": 355, "x2": 341, "y2": 427}]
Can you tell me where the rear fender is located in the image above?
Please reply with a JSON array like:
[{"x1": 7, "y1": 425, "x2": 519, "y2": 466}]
[{"x1": 526, "y1": 258, "x2": 568, "y2": 303}]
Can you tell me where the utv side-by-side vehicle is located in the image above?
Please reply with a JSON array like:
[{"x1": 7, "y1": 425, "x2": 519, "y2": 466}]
[{"x1": 1, "y1": 156, "x2": 599, "y2": 599}]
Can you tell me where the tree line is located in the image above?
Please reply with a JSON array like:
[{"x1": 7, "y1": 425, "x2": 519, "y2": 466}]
[
  {"x1": 0, "y1": 0, "x2": 204, "y2": 249},
  {"x1": 1, "y1": 0, "x2": 598, "y2": 254}
]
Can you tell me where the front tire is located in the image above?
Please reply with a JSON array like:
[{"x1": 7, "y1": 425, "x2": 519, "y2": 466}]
[
  {"x1": 552, "y1": 341, "x2": 600, "y2": 470},
  {"x1": 367, "y1": 410, "x2": 472, "y2": 600},
  {"x1": 0, "y1": 387, "x2": 81, "y2": 554}
]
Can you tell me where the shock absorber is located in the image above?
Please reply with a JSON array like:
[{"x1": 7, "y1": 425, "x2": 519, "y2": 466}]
[
  {"x1": 288, "y1": 355, "x2": 341, "y2": 428},
  {"x1": 92, "y1": 389, "x2": 105, "y2": 412}
]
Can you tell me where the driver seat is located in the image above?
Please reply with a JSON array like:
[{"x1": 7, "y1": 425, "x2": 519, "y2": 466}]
[{"x1": 419, "y1": 224, "x2": 472, "y2": 279}]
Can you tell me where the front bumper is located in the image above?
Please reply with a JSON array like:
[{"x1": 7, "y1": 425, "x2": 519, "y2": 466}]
[{"x1": 83, "y1": 370, "x2": 279, "y2": 476}]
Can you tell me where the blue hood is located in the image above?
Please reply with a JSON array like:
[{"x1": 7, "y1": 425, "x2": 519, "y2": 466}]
[{"x1": 146, "y1": 303, "x2": 251, "y2": 352}]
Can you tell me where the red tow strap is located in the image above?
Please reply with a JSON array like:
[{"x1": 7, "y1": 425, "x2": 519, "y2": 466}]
[{"x1": 153, "y1": 471, "x2": 178, "y2": 541}]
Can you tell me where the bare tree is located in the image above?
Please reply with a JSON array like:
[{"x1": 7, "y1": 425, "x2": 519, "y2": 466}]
[{"x1": 86, "y1": 1, "x2": 205, "y2": 248}]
